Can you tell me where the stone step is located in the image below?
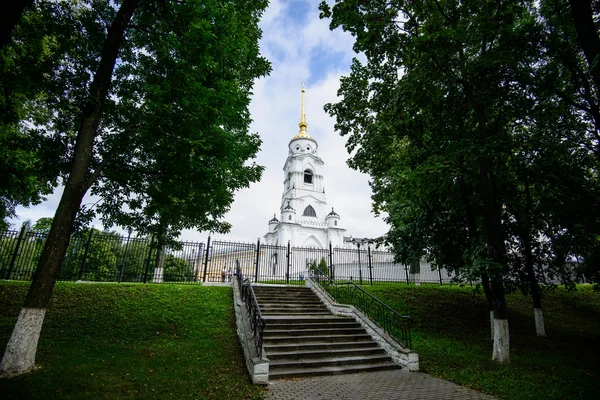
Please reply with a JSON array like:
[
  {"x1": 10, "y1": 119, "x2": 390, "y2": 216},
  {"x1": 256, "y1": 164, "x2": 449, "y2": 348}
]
[
  {"x1": 255, "y1": 295, "x2": 321, "y2": 300},
  {"x1": 268, "y1": 362, "x2": 400, "y2": 379},
  {"x1": 263, "y1": 334, "x2": 374, "y2": 345},
  {"x1": 256, "y1": 298, "x2": 322, "y2": 304},
  {"x1": 263, "y1": 328, "x2": 366, "y2": 337},
  {"x1": 264, "y1": 316, "x2": 356, "y2": 324},
  {"x1": 260, "y1": 303, "x2": 327, "y2": 309},
  {"x1": 263, "y1": 322, "x2": 361, "y2": 330},
  {"x1": 256, "y1": 295, "x2": 319, "y2": 301},
  {"x1": 270, "y1": 354, "x2": 396, "y2": 372},
  {"x1": 254, "y1": 288, "x2": 313, "y2": 294},
  {"x1": 266, "y1": 347, "x2": 386, "y2": 361},
  {"x1": 264, "y1": 341, "x2": 380, "y2": 353},
  {"x1": 261, "y1": 311, "x2": 333, "y2": 316}
]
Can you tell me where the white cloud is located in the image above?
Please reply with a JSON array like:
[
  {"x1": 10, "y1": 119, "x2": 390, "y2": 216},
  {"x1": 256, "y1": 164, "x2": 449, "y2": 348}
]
[{"x1": 10, "y1": 0, "x2": 388, "y2": 244}]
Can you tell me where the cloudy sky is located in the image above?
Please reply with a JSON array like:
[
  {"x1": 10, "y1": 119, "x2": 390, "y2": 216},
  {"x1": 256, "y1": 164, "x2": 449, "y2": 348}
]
[{"x1": 10, "y1": 0, "x2": 389, "y2": 243}]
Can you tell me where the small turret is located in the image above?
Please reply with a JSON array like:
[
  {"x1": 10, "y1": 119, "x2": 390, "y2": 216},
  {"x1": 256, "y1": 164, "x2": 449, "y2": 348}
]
[
  {"x1": 268, "y1": 214, "x2": 279, "y2": 233},
  {"x1": 281, "y1": 201, "x2": 296, "y2": 223},
  {"x1": 326, "y1": 207, "x2": 340, "y2": 228}
]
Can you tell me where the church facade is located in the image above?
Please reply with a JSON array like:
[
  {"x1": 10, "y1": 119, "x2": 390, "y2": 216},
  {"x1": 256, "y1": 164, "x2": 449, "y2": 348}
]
[{"x1": 264, "y1": 86, "x2": 346, "y2": 248}]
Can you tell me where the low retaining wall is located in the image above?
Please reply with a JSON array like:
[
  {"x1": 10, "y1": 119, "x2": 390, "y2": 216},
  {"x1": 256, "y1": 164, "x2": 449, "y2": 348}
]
[
  {"x1": 306, "y1": 279, "x2": 419, "y2": 372},
  {"x1": 232, "y1": 279, "x2": 269, "y2": 384}
]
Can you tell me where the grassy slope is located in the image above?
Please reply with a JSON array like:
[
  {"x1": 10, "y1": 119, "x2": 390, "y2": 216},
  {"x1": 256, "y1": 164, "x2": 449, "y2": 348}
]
[
  {"x1": 0, "y1": 282, "x2": 262, "y2": 400},
  {"x1": 365, "y1": 283, "x2": 600, "y2": 400}
]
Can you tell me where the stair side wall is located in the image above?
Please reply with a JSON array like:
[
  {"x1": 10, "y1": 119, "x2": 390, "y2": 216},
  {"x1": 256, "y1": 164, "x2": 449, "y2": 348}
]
[
  {"x1": 233, "y1": 279, "x2": 270, "y2": 384},
  {"x1": 306, "y1": 279, "x2": 419, "y2": 371}
]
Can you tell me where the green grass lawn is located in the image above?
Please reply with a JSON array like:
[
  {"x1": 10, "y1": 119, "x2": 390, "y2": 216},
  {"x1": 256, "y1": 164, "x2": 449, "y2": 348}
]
[
  {"x1": 363, "y1": 283, "x2": 600, "y2": 400},
  {"x1": 0, "y1": 282, "x2": 263, "y2": 400}
]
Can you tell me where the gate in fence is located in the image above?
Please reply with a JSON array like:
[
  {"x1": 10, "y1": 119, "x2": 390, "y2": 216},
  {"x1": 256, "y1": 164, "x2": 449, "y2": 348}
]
[{"x1": 0, "y1": 229, "x2": 456, "y2": 285}]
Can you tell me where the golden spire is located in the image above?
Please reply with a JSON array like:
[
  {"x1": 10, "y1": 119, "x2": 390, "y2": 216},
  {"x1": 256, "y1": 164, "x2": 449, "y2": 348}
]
[
  {"x1": 298, "y1": 81, "x2": 308, "y2": 133},
  {"x1": 290, "y1": 82, "x2": 316, "y2": 143}
]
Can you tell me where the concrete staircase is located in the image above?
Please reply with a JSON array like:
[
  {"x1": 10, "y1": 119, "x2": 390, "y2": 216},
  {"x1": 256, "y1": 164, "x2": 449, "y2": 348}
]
[{"x1": 253, "y1": 285, "x2": 400, "y2": 379}]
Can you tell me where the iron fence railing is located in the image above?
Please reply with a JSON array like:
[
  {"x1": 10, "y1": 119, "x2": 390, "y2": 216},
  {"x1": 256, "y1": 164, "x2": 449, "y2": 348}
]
[
  {"x1": 236, "y1": 265, "x2": 265, "y2": 358},
  {"x1": 312, "y1": 264, "x2": 412, "y2": 349},
  {"x1": 0, "y1": 229, "x2": 459, "y2": 286}
]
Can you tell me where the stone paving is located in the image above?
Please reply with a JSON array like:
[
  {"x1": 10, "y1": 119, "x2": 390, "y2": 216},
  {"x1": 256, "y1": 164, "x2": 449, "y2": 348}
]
[{"x1": 264, "y1": 369, "x2": 498, "y2": 400}]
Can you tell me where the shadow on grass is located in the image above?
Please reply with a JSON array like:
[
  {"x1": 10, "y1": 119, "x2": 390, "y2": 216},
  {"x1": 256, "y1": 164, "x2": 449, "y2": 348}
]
[{"x1": 364, "y1": 284, "x2": 600, "y2": 400}]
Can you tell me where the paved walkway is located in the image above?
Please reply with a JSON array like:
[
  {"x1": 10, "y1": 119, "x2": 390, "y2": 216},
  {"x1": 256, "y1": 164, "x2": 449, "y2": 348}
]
[{"x1": 264, "y1": 370, "x2": 498, "y2": 400}]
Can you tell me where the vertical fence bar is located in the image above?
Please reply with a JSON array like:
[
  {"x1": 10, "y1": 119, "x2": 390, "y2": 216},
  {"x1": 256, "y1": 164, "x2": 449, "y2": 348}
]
[
  {"x1": 5, "y1": 226, "x2": 26, "y2": 280},
  {"x1": 286, "y1": 240, "x2": 290, "y2": 285},
  {"x1": 194, "y1": 243, "x2": 203, "y2": 282},
  {"x1": 143, "y1": 236, "x2": 154, "y2": 284},
  {"x1": 118, "y1": 229, "x2": 132, "y2": 283},
  {"x1": 254, "y1": 238, "x2": 260, "y2": 283},
  {"x1": 328, "y1": 242, "x2": 333, "y2": 281},
  {"x1": 438, "y1": 267, "x2": 443, "y2": 286},
  {"x1": 78, "y1": 229, "x2": 94, "y2": 281},
  {"x1": 202, "y1": 236, "x2": 211, "y2": 282},
  {"x1": 357, "y1": 244, "x2": 363, "y2": 285},
  {"x1": 405, "y1": 263, "x2": 410, "y2": 285},
  {"x1": 368, "y1": 245, "x2": 373, "y2": 285}
]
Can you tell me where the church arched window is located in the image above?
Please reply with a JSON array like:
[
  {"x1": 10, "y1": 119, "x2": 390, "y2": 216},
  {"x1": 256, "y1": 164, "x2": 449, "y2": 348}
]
[
  {"x1": 303, "y1": 205, "x2": 317, "y2": 217},
  {"x1": 289, "y1": 215, "x2": 292, "y2": 220},
  {"x1": 334, "y1": 220, "x2": 337, "y2": 226},
  {"x1": 304, "y1": 169, "x2": 313, "y2": 184}
]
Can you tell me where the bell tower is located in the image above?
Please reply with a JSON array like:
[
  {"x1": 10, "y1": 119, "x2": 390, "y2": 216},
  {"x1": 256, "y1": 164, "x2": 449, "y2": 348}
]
[{"x1": 264, "y1": 84, "x2": 345, "y2": 248}]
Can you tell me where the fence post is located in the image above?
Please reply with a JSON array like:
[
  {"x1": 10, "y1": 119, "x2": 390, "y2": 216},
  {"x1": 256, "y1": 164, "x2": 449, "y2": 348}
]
[
  {"x1": 6, "y1": 226, "x2": 26, "y2": 280},
  {"x1": 328, "y1": 242, "x2": 334, "y2": 281},
  {"x1": 194, "y1": 242, "x2": 203, "y2": 283},
  {"x1": 405, "y1": 263, "x2": 410, "y2": 285},
  {"x1": 143, "y1": 236, "x2": 154, "y2": 284},
  {"x1": 118, "y1": 229, "x2": 133, "y2": 283},
  {"x1": 202, "y1": 236, "x2": 211, "y2": 282},
  {"x1": 78, "y1": 229, "x2": 94, "y2": 281},
  {"x1": 286, "y1": 240, "x2": 291, "y2": 285},
  {"x1": 438, "y1": 267, "x2": 443, "y2": 286},
  {"x1": 368, "y1": 245, "x2": 373, "y2": 285},
  {"x1": 357, "y1": 243, "x2": 363, "y2": 285},
  {"x1": 254, "y1": 238, "x2": 260, "y2": 283}
]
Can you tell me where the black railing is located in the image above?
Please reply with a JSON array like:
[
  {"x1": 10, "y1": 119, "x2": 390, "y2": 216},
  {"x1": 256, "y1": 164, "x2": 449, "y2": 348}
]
[
  {"x1": 236, "y1": 265, "x2": 266, "y2": 358},
  {"x1": 1, "y1": 229, "x2": 461, "y2": 286},
  {"x1": 313, "y1": 265, "x2": 412, "y2": 349}
]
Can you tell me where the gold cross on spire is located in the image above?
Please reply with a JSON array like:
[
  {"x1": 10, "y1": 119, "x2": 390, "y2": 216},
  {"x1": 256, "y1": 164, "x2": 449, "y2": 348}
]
[{"x1": 299, "y1": 81, "x2": 308, "y2": 133}]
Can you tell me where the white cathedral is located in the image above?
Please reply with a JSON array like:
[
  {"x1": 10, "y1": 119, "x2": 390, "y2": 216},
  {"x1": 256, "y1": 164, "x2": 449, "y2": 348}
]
[{"x1": 264, "y1": 86, "x2": 347, "y2": 249}]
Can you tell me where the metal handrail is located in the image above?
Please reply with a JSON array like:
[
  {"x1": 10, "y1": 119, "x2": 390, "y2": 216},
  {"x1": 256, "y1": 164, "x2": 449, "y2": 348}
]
[
  {"x1": 236, "y1": 266, "x2": 266, "y2": 358},
  {"x1": 314, "y1": 269, "x2": 412, "y2": 349}
]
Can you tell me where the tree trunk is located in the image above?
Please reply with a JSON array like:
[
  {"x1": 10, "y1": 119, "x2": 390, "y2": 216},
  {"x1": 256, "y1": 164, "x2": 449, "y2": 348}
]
[
  {"x1": 491, "y1": 277, "x2": 510, "y2": 363},
  {"x1": 523, "y1": 229, "x2": 545, "y2": 337},
  {"x1": 568, "y1": 0, "x2": 600, "y2": 96},
  {"x1": 458, "y1": 170, "x2": 497, "y2": 340},
  {"x1": 481, "y1": 274, "x2": 494, "y2": 339},
  {"x1": 521, "y1": 178, "x2": 546, "y2": 337},
  {"x1": 0, "y1": 0, "x2": 138, "y2": 377},
  {"x1": 153, "y1": 245, "x2": 165, "y2": 283}
]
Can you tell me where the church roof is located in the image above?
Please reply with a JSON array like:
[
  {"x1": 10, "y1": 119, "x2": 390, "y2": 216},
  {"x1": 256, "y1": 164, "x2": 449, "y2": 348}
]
[
  {"x1": 269, "y1": 214, "x2": 279, "y2": 223},
  {"x1": 327, "y1": 207, "x2": 340, "y2": 217},
  {"x1": 283, "y1": 201, "x2": 295, "y2": 211}
]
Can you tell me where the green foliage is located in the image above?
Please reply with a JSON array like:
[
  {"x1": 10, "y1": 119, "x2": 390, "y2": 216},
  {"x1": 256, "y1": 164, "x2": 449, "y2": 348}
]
[
  {"x1": 0, "y1": 282, "x2": 263, "y2": 399},
  {"x1": 0, "y1": 2, "x2": 73, "y2": 229},
  {"x1": 319, "y1": 0, "x2": 600, "y2": 291},
  {"x1": 1, "y1": 0, "x2": 271, "y2": 240},
  {"x1": 308, "y1": 257, "x2": 328, "y2": 275},
  {"x1": 31, "y1": 217, "x2": 52, "y2": 234},
  {"x1": 364, "y1": 284, "x2": 600, "y2": 400},
  {"x1": 162, "y1": 254, "x2": 194, "y2": 282}
]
